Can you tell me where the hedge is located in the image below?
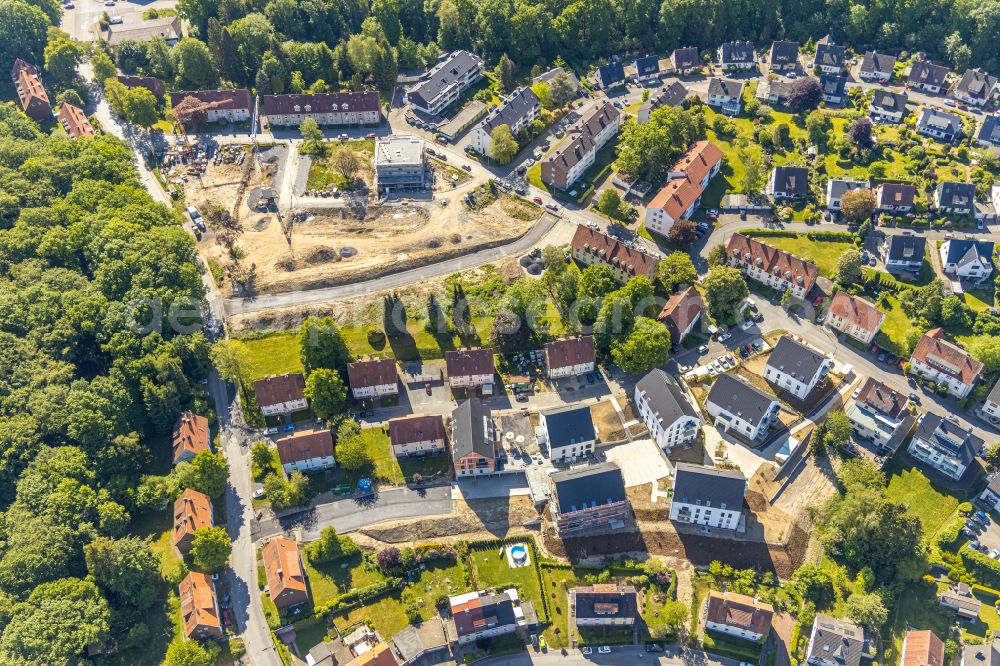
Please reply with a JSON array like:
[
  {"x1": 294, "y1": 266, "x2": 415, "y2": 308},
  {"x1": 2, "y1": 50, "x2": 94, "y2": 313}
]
[
  {"x1": 936, "y1": 516, "x2": 966, "y2": 549},
  {"x1": 862, "y1": 268, "x2": 917, "y2": 295},
  {"x1": 740, "y1": 229, "x2": 799, "y2": 238},
  {"x1": 313, "y1": 577, "x2": 403, "y2": 616},
  {"x1": 961, "y1": 547, "x2": 1000, "y2": 588}
]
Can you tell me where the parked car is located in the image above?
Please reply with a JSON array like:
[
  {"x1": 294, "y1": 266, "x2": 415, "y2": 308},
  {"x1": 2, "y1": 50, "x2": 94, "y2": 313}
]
[
  {"x1": 852, "y1": 387, "x2": 862, "y2": 399},
  {"x1": 545, "y1": 202, "x2": 558, "y2": 211},
  {"x1": 365, "y1": 132, "x2": 377, "y2": 139},
  {"x1": 598, "y1": 647, "x2": 612, "y2": 654},
  {"x1": 908, "y1": 392, "x2": 920, "y2": 403},
  {"x1": 741, "y1": 320, "x2": 755, "y2": 331},
  {"x1": 462, "y1": 164, "x2": 472, "y2": 172},
  {"x1": 533, "y1": 196, "x2": 543, "y2": 204},
  {"x1": 698, "y1": 344, "x2": 709, "y2": 353},
  {"x1": 582, "y1": 647, "x2": 593, "y2": 655},
  {"x1": 718, "y1": 332, "x2": 732, "y2": 341},
  {"x1": 252, "y1": 487, "x2": 265, "y2": 499}
]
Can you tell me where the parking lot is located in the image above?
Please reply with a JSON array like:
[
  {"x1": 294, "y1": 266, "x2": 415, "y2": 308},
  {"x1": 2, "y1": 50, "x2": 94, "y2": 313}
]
[{"x1": 965, "y1": 511, "x2": 1000, "y2": 556}]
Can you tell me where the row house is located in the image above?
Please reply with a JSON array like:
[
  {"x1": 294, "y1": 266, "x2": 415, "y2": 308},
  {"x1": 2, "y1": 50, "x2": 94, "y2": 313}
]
[
  {"x1": 388, "y1": 414, "x2": 447, "y2": 458},
  {"x1": 172, "y1": 488, "x2": 212, "y2": 556},
  {"x1": 763, "y1": 335, "x2": 831, "y2": 401},
  {"x1": 826, "y1": 292, "x2": 885, "y2": 345},
  {"x1": 253, "y1": 373, "x2": 308, "y2": 417},
  {"x1": 570, "y1": 224, "x2": 661, "y2": 284},
  {"x1": 451, "y1": 399, "x2": 496, "y2": 477},
  {"x1": 169, "y1": 89, "x2": 252, "y2": 123},
  {"x1": 468, "y1": 86, "x2": 540, "y2": 157},
  {"x1": 645, "y1": 140, "x2": 724, "y2": 236},
  {"x1": 347, "y1": 358, "x2": 399, "y2": 400},
  {"x1": 406, "y1": 50, "x2": 484, "y2": 116},
  {"x1": 847, "y1": 377, "x2": 914, "y2": 455},
  {"x1": 634, "y1": 368, "x2": 702, "y2": 451},
  {"x1": 262, "y1": 91, "x2": 381, "y2": 127},
  {"x1": 276, "y1": 428, "x2": 336, "y2": 474},
  {"x1": 445, "y1": 348, "x2": 495, "y2": 390},
  {"x1": 670, "y1": 463, "x2": 746, "y2": 530},
  {"x1": 705, "y1": 373, "x2": 781, "y2": 442},
  {"x1": 548, "y1": 462, "x2": 629, "y2": 534},
  {"x1": 726, "y1": 232, "x2": 820, "y2": 299},
  {"x1": 909, "y1": 328, "x2": 983, "y2": 398},
  {"x1": 541, "y1": 102, "x2": 620, "y2": 190},
  {"x1": 263, "y1": 537, "x2": 310, "y2": 610},
  {"x1": 544, "y1": 336, "x2": 596, "y2": 379}
]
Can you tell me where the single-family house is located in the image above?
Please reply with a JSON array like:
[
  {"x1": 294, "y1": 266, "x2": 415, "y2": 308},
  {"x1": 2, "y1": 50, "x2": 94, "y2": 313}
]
[
  {"x1": 637, "y1": 81, "x2": 688, "y2": 123},
  {"x1": 940, "y1": 582, "x2": 982, "y2": 620},
  {"x1": 252, "y1": 373, "x2": 308, "y2": 416},
  {"x1": 344, "y1": 642, "x2": 399, "y2": 666},
  {"x1": 815, "y1": 40, "x2": 846, "y2": 74},
  {"x1": 769, "y1": 41, "x2": 800, "y2": 71},
  {"x1": 847, "y1": 377, "x2": 914, "y2": 455},
  {"x1": 531, "y1": 67, "x2": 580, "y2": 93},
  {"x1": 263, "y1": 537, "x2": 309, "y2": 609},
  {"x1": 451, "y1": 399, "x2": 496, "y2": 477},
  {"x1": 595, "y1": 62, "x2": 626, "y2": 89},
  {"x1": 826, "y1": 292, "x2": 885, "y2": 344},
  {"x1": 755, "y1": 78, "x2": 791, "y2": 106},
  {"x1": 939, "y1": 238, "x2": 994, "y2": 280},
  {"x1": 819, "y1": 75, "x2": 847, "y2": 104},
  {"x1": 869, "y1": 90, "x2": 908, "y2": 123},
  {"x1": 541, "y1": 102, "x2": 620, "y2": 190},
  {"x1": 670, "y1": 48, "x2": 699, "y2": 75},
  {"x1": 169, "y1": 89, "x2": 252, "y2": 123},
  {"x1": 469, "y1": 87, "x2": 540, "y2": 157},
  {"x1": 645, "y1": 140, "x2": 724, "y2": 235},
  {"x1": 570, "y1": 224, "x2": 661, "y2": 284},
  {"x1": 902, "y1": 630, "x2": 945, "y2": 666},
  {"x1": 58, "y1": 103, "x2": 95, "y2": 139},
  {"x1": 388, "y1": 414, "x2": 447, "y2": 458},
  {"x1": 548, "y1": 462, "x2": 629, "y2": 533},
  {"x1": 859, "y1": 51, "x2": 896, "y2": 82},
  {"x1": 884, "y1": 234, "x2": 925, "y2": 274},
  {"x1": 179, "y1": 572, "x2": 224, "y2": 640},
  {"x1": 172, "y1": 411, "x2": 210, "y2": 464},
  {"x1": 445, "y1": 348, "x2": 495, "y2": 389},
  {"x1": 347, "y1": 358, "x2": 398, "y2": 400},
  {"x1": 544, "y1": 336, "x2": 596, "y2": 379},
  {"x1": 705, "y1": 373, "x2": 781, "y2": 441},
  {"x1": 726, "y1": 233, "x2": 820, "y2": 298},
  {"x1": 763, "y1": 335, "x2": 832, "y2": 400},
  {"x1": 11, "y1": 59, "x2": 51, "y2": 121},
  {"x1": 962, "y1": 639, "x2": 1000, "y2": 666},
  {"x1": 449, "y1": 589, "x2": 526, "y2": 644},
  {"x1": 806, "y1": 615, "x2": 874, "y2": 666},
  {"x1": 909, "y1": 328, "x2": 984, "y2": 398},
  {"x1": 877, "y1": 183, "x2": 917, "y2": 213},
  {"x1": 908, "y1": 411, "x2": 983, "y2": 481},
  {"x1": 979, "y1": 473, "x2": 1000, "y2": 511},
  {"x1": 276, "y1": 428, "x2": 336, "y2": 474},
  {"x1": 936, "y1": 180, "x2": 976, "y2": 216},
  {"x1": 634, "y1": 55, "x2": 662, "y2": 82},
  {"x1": 908, "y1": 59, "x2": 949, "y2": 93},
  {"x1": 767, "y1": 165, "x2": 810, "y2": 199},
  {"x1": 669, "y1": 463, "x2": 746, "y2": 529},
  {"x1": 981, "y1": 380, "x2": 1000, "y2": 423},
  {"x1": 952, "y1": 68, "x2": 998, "y2": 107},
  {"x1": 571, "y1": 585, "x2": 638, "y2": 626},
  {"x1": 656, "y1": 286, "x2": 704, "y2": 344},
  {"x1": 172, "y1": 488, "x2": 212, "y2": 556},
  {"x1": 540, "y1": 404, "x2": 596, "y2": 461},
  {"x1": 706, "y1": 591, "x2": 774, "y2": 642},
  {"x1": 718, "y1": 42, "x2": 756, "y2": 71},
  {"x1": 103, "y1": 15, "x2": 181, "y2": 46},
  {"x1": 634, "y1": 368, "x2": 702, "y2": 450},
  {"x1": 978, "y1": 115, "x2": 1000, "y2": 148},
  {"x1": 262, "y1": 91, "x2": 381, "y2": 127},
  {"x1": 917, "y1": 107, "x2": 962, "y2": 142},
  {"x1": 826, "y1": 178, "x2": 869, "y2": 211},
  {"x1": 407, "y1": 50, "x2": 484, "y2": 116},
  {"x1": 706, "y1": 78, "x2": 744, "y2": 116}
]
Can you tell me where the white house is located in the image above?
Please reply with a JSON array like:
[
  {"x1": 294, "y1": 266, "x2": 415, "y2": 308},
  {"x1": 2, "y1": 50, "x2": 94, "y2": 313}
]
[
  {"x1": 718, "y1": 42, "x2": 756, "y2": 71},
  {"x1": 814, "y1": 39, "x2": 846, "y2": 74},
  {"x1": 908, "y1": 59, "x2": 949, "y2": 94},
  {"x1": 869, "y1": 90, "x2": 908, "y2": 123},
  {"x1": 406, "y1": 50, "x2": 484, "y2": 116},
  {"x1": 706, "y1": 78, "x2": 744, "y2": 116},
  {"x1": 825, "y1": 179, "x2": 869, "y2": 211},
  {"x1": 726, "y1": 233, "x2": 819, "y2": 299},
  {"x1": 261, "y1": 92, "x2": 381, "y2": 127},
  {"x1": 449, "y1": 589, "x2": 525, "y2": 644},
  {"x1": 859, "y1": 51, "x2": 896, "y2": 82},
  {"x1": 979, "y1": 474, "x2": 1000, "y2": 512},
  {"x1": 936, "y1": 181, "x2": 976, "y2": 215},
  {"x1": 669, "y1": 463, "x2": 746, "y2": 529},
  {"x1": 276, "y1": 428, "x2": 336, "y2": 474},
  {"x1": 883, "y1": 234, "x2": 925, "y2": 274},
  {"x1": 909, "y1": 328, "x2": 983, "y2": 399},
  {"x1": 346, "y1": 358, "x2": 398, "y2": 400},
  {"x1": 806, "y1": 615, "x2": 874, "y2": 666},
  {"x1": 544, "y1": 336, "x2": 596, "y2": 379},
  {"x1": 388, "y1": 414, "x2": 447, "y2": 458},
  {"x1": 445, "y1": 348, "x2": 495, "y2": 389},
  {"x1": 468, "y1": 87, "x2": 540, "y2": 157},
  {"x1": 952, "y1": 68, "x2": 998, "y2": 107},
  {"x1": 847, "y1": 377, "x2": 914, "y2": 456},
  {"x1": 939, "y1": 239, "x2": 994, "y2": 281},
  {"x1": 634, "y1": 369, "x2": 702, "y2": 450},
  {"x1": 644, "y1": 141, "x2": 723, "y2": 236},
  {"x1": 706, "y1": 591, "x2": 774, "y2": 642},
  {"x1": 763, "y1": 336, "x2": 831, "y2": 400},
  {"x1": 767, "y1": 165, "x2": 809, "y2": 199},
  {"x1": 982, "y1": 380, "x2": 1000, "y2": 423},
  {"x1": 253, "y1": 373, "x2": 308, "y2": 417},
  {"x1": 917, "y1": 107, "x2": 962, "y2": 142},
  {"x1": 877, "y1": 183, "x2": 916, "y2": 213},
  {"x1": 908, "y1": 412, "x2": 983, "y2": 481},
  {"x1": 539, "y1": 404, "x2": 596, "y2": 461},
  {"x1": 635, "y1": 55, "x2": 662, "y2": 81},
  {"x1": 826, "y1": 292, "x2": 884, "y2": 344},
  {"x1": 705, "y1": 373, "x2": 780, "y2": 441}
]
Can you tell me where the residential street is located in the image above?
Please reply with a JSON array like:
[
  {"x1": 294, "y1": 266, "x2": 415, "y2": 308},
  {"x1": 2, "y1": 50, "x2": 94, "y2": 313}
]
[{"x1": 476, "y1": 646, "x2": 742, "y2": 666}]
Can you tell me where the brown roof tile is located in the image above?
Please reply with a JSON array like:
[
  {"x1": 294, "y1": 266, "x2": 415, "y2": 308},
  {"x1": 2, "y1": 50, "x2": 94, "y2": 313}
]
[
  {"x1": 570, "y1": 225, "x2": 661, "y2": 280},
  {"x1": 179, "y1": 571, "x2": 222, "y2": 638},
  {"x1": 648, "y1": 141, "x2": 724, "y2": 220},
  {"x1": 172, "y1": 488, "x2": 212, "y2": 548},
  {"x1": 856, "y1": 377, "x2": 909, "y2": 419},
  {"x1": 172, "y1": 411, "x2": 210, "y2": 463},
  {"x1": 276, "y1": 428, "x2": 333, "y2": 465},
  {"x1": 262, "y1": 91, "x2": 381, "y2": 116},
  {"x1": 911, "y1": 328, "x2": 983, "y2": 387},
  {"x1": 117, "y1": 74, "x2": 165, "y2": 97},
  {"x1": 726, "y1": 233, "x2": 819, "y2": 293},
  {"x1": 903, "y1": 630, "x2": 945, "y2": 666},
  {"x1": 828, "y1": 292, "x2": 884, "y2": 334},
  {"x1": 445, "y1": 348, "x2": 495, "y2": 378},
  {"x1": 706, "y1": 591, "x2": 774, "y2": 636},
  {"x1": 346, "y1": 642, "x2": 399, "y2": 666},
  {"x1": 657, "y1": 286, "x2": 704, "y2": 337},
  {"x1": 263, "y1": 537, "x2": 308, "y2": 603},
  {"x1": 544, "y1": 336, "x2": 596, "y2": 370},
  {"x1": 58, "y1": 103, "x2": 95, "y2": 139},
  {"x1": 169, "y1": 89, "x2": 252, "y2": 112},
  {"x1": 388, "y1": 414, "x2": 446, "y2": 447},
  {"x1": 253, "y1": 373, "x2": 306, "y2": 408},
  {"x1": 347, "y1": 358, "x2": 398, "y2": 389}
]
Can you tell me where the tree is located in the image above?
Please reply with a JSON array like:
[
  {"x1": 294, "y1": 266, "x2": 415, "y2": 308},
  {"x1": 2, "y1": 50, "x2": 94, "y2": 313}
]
[
  {"x1": 336, "y1": 432, "x2": 373, "y2": 472},
  {"x1": 616, "y1": 106, "x2": 706, "y2": 181},
  {"x1": 739, "y1": 150, "x2": 767, "y2": 195},
  {"x1": 300, "y1": 317, "x2": 351, "y2": 375},
  {"x1": 331, "y1": 146, "x2": 361, "y2": 183},
  {"x1": 84, "y1": 536, "x2": 160, "y2": 610},
  {"x1": 299, "y1": 117, "x2": 323, "y2": 151},
  {"x1": 165, "y1": 638, "x2": 219, "y2": 666},
  {"x1": 190, "y1": 450, "x2": 229, "y2": 498},
  {"x1": 251, "y1": 441, "x2": 273, "y2": 475},
  {"x1": 578, "y1": 265, "x2": 618, "y2": 299},
  {"x1": 598, "y1": 189, "x2": 626, "y2": 219},
  {"x1": 941, "y1": 295, "x2": 972, "y2": 330},
  {"x1": 172, "y1": 37, "x2": 218, "y2": 89},
  {"x1": 707, "y1": 244, "x2": 728, "y2": 267},
  {"x1": 377, "y1": 546, "x2": 401, "y2": 571},
  {"x1": 496, "y1": 53, "x2": 516, "y2": 92},
  {"x1": 91, "y1": 50, "x2": 117, "y2": 85},
  {"x1": 123, "y1": 87, "x2": 159, "y2": 128},
  {"x1": 489, "y1": 124, "x2": 518, "y2": 164},
  {"x1": 823, "y1": 411, "x2": 853, "y2": 449},
  {"x1": 666, "y1": 219, "x2": 698, "y2": 246},
  {"x1": 793, "y1": 564, "x2": 835, "y2": 608},
  {"x1": 845, "y1": 592, "x2": 888, "y2": 629},
  {"x1": 839, "y1": 189, "x2": 876, "y2": 224},
  {"x1": 806, "y1": 110, "x2": 832, "y2": 145},
  {"x1": 985, "y1": 442, "x2": 1000, "y2": 473},
  {"x1": 594, "y1": 293, "x2": 634, "y2": 354},
  {"x1": 44, "y1": 34, "x2": 85, "y2": 85},
  {"x1": 190, "y1": 526, "x2": 232, "y2": 571},
  {"x1": 836, "y1": 249, "x2": 863, "y2": 285},
  {"x1": 210, "y1": 340, "x2": 246, "y2": 384},
  {"x1": 968, "y1": 336, "x2": 1000, "y2": 373},
  {"x1": 0, "y1": 0, "x2": 50, "y2": 68},
  {"x1": 771, "y1": 123, "x2": 790, "y2": 148},
  {"x1": 304, "y1": 368, "x2": 348, "y2": 420},
  {"x1": 786, "y1": 77, "x2": 823, "y2": 112},
  {"x1": 549, "y1": 72, "x2": 576, "y2": 107},
  {"x1": 847, "y1": 117, "x2": 874, "y2": 147},
  {"x1": 658, "y1": 252, "x2": 697, "y2": 293},
  {"x1": 703, "y1": 266, "x2": 749, "y2": 323},
  {"x1": 648, "y1": 600, "x2": 688, "y2": 640},
  {"x1": 612, "y1": 317, "x2": 670, "y2": 374},
  {"x1": 306, "y1": 526, "x2": 359, "y2": 563}
]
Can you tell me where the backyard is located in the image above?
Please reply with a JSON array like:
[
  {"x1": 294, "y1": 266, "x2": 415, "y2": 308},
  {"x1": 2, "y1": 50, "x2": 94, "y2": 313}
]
[
  {"x1": 884, "y1": 464, "x2": 961, "y2": 541},
  {"x1": 749, "y1": 234, "x2": 857, "y2": 279},
  {"x1": 356, "y1": 426, "x2": 451, "y2": 485},
  {"x1": 874, "y1": 294, "x2": 911, "y2": 355}
]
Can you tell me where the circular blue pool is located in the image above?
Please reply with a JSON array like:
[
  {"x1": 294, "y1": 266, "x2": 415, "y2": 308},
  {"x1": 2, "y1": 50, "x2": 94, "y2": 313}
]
[{"x1": 510, "y1": 545, "x2": 527, "y2": 563}]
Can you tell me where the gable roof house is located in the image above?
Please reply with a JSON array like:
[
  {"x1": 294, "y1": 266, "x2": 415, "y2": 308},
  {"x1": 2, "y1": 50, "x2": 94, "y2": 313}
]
[
  {"x1": 706, "y1": 78, "x2": 745, "y2": 116},
  {"x1": 58, "y1": 103, "x2": 95, "y2": 139},
  {"x1": 571, "y1": 585, "x2": 637, "y2": 626},
  {"x1": 170, "y1": 89, "x2": 252, "y2": 123},
  {"x1": 645, "y1": 140, "x2": 724, "y2": 235},
  {"x1": 814, "y1": 40, "x2": 846, "y2": 74},
  {"x1": 908, "y1": 59, "x2": 950, "y2": 93},
  {"x1": 963, "y1": 639, "x2": 1000, "y2": 666},
  {"x1": 953, "y1": 68, "x2": 998, "y2": 107},
  {"x1": 719, "y1": 41, "x2": 757, "y2": 71},
  {"x1": 755, "y1": 78, "x2": 793, "y2": 106},
  {"x1": 347, "y1": 358, "x2": 399, "y2": 400},
  {"x1": 263, "y1": 537, "x2": 310, "y2": 609},
  {"x1": 902, "y1": 630, "x2": 945, "y2": 666},
  {"x1": 549, "y1": 463, "x2": 629, "y2": 534},
  {"x1": 595, "y1": 61, "x2": 626, "y2": 89},
  {"x1": 806, "y1": 614, "x2": 874, "y2": 666},
  {"x1": 826, "y1": 292, "x2": 885, "y2": 344},
  {"x1": 451, "y1": 399, "x2": 496, "y2": 477},
  {"x1": 179, "y1": 572, "x2": 223, "y2": 640},
  {"x1": 468, "y1": 86, "x2": 540, "y2": 157},
  {"x1": 570, "y1": 224, "x2": 661, "y2": 284},
  {"x1": 117, "y1": 74, "x2": 166, "y2": 97},
  {"x1": 634, "y1": 55, "x2": 662, "y2": 81},
  {"x1": 767, "y1": 165, "x2": 809, "y2": 199},
  {"x1": 705, "y1": 373, "x2": 780, "y2": 442},
  {"x1": 726, "y1": 232, "x2": 819, "y2": 298},
  {"x1": 909, "y1": 328, "x2": 984, "y2": 398},
  {"x1": 884, "y1": 234, "x2": 925, "y2": 274},
  {"x1": 253, "y1": 373, "x2": 308, "y2": 416},
  {"x1": 670, "y1": 48, "x2": 699, "y2": 75},
  {"x1": 634, "y1": 368, "x2": 702, "y2": 450},
  {"x1": 859, "y1": 51, "x2": 897, "y2": 82},
  {"x1": 935, "y1": 181, "x2": 976, "y2": 217},
  {"x1": 917, "y1": 107, "x2": 962, "y2": 142},
  {"x1": 406, "y1": 50, "x2": 484, "y2": 116},
  {"x1": 706, "y1": 591, "x2": 774, "y2": 642},
  {"x1": 276, "y1": 428, "x2": 336, "y2": 473},
  {"x1": 978, "y1": 115, "x2": 1000, "y2": 148},
  {"x1": 981, "y1": 379, "x2": 1000, "y2": 425},
  {"x1": 763, "y1": 335, "x2": 832, "y2": 400},
  {"x1": 344, "y1": 642, "x2": 400, "y2": 666},
  {"x1": 769, "y1": 41, "x2": 800, "y2": 71},
  {"x1": 825, "y1": 178, "x2": 869, "y2": 211},
  {"x1": 449, "y1": 589, "x2": 526, "y2": 644},
  {"x1": 941, "y1": 582, "x2": 983, "y2": 620},
  {"x1": 847, "y1": 377, "x2": 914, "y2": 456},
  {"x1": 11, "y1": 59, "x2": 51, "y2": 121},
  {"x1": 104, "y1": 15, "x2": 181, "y2": 46},
  {"x1": 544, "y1": 336, "x2": 596, "y2": 379},
  {"x1": 657, "y1": 286, "x2": 704, "y2": 344},
  {"x1": 539, "y1": 404, "x2": 596, "y2": 461},
  {"x1": 262, "y1": 91, "x2": 381, "y2": 127},
  {"x1": 877, "y1": 183, "x2": 917, "y2": 213},
  {"x1": 669, "y1": 463, "x2": 747, "y2": 530},
  {"x1": 445, "y1": 348, "x2": 495, "y2": 389},
  {"x1": 819, "y1": 75, "x2": 848, "y2": 104},
  {"x1": 541, "y1": 101, "x2": 621, "y2": 190},
  {"x1": 172, "y1": 411, "x2": 210, "y2": 464},
  {"x1": 939, "y1": 238, "x2": 995, "y2": 281},
  {"x1": 869, "y1": 90, "x2": 908, "y2": 123},
  {"x1": 388, "y1": 414, "x2": 447, "y2": 458},
  {"x1": 908, "y1": 411, "x2": 984, "y2": 481},
  {"x1": 172, "y1": 488, "x2": 212, "y2": 556},
  {"x1": 637, "y1": 80, "x2": 688, "y2": 123}
]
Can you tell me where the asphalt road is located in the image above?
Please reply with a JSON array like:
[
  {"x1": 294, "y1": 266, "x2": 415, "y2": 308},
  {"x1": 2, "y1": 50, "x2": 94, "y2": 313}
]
[
  {"x1": 476, "y1": 646, "x2": 742, "y2": 666},
  {"x1": 256, "y1": 485, "x2": 454, "y2": 541}
]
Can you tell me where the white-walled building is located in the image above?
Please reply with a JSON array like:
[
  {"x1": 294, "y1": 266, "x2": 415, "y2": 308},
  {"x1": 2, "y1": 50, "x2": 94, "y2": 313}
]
[
  {"x1": 705, "y1": 373, "x2": 781, "y2": 442},
  {"x1": 539, "y1": 404, "x2": 596, "y2": 461},
  {"x1": 763, "y1": 336, "x2": 832, "y2": 400},
  {"x1": 468, "y1": 87, "x2": 540, "y2": 157},
  {"x1": 634, "y1": 369, "x2": 702, "y2": 450},
  {"x1": 726, "y1": 233, "x2": 819, "y2": 299},
  {"x1": 253, "y1": 373, "x2": 308, "y2": 417},
  {"x1": 645, "y1": 141, "x2": 723, "y2": 236},
  {"x1": 706, "y1": 591, "x2": 774, "y2": 642},
  {"x1": 388, "y1": 414, "x2": 447, "y2": 458},
  {"x1": 445, "y1": 348, "x2": 495, "y2": 389},
  {"x1": 544, "y1": 336, "x2": 596, "y2": 379},
  {"x1": 939, "y1": 239, "x2": 995, "y2": 281},
  {"x1": 346, "y1": 358, "x2": 398, "y2": 400},
  {"x1": 826, "y1": 292, "x2": 885, "y2": 345},
  {"x1": 806, "y1": 615, "x2": 874, "y2": 666},
  {"x1": 541, "y1": 102, "x2": 620, "y2": 190},
  {"x1": 276, "y1": 428, "x2": 336, "y2": 474},
  {"x1": 909, "y1": 328, "x2": 983, "y2": 398},
  {"x1": 908, "y1": 412, "x2": 983, "y2": 481},
  {"x1": 406, "y1": 50, "x2": 484, "y2": 116},
  {"x1": 669, "y1": 463, "x2": 746, "y2": 529}
]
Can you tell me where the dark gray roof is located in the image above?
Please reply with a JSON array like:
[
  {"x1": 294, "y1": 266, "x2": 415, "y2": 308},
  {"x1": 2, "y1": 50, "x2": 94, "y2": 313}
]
[
  {"x1": 706, "y1": 374, "x2": 777, "y2": 427},
  {"x1": 808, "y1": 614, "x2": 866, "y2": 666},
  {"x1": 772, "y1": 166, "x2": 809, "y2": 196},
  {"x1": 541, "y1": 404, "x2": 595, "y2": 448},
  {"x1": 671, "y1": 48, "x2": 699, "y2": 70},
  {"x1": 636, "y1": 369, "x2": 699, "y2": 428},
  {"x1": 672, "y1": 462, "x2": 746, "y2": 509},
  {"x1": 766, "y1": 336, "x2": 828, "y2": 383},
  {"x1": 597, "y1": 62, "x2": 625, "y2": 87},
  {"x1": 979, "y1": 116, "x2": 1000, "y2": 146},
  {"x1": 819, "y1": 75, "x2": 847, "y2": 97},
  {"x1": 815, "y1": 42, "x2": 846, "y2": 68},
  {"x1": 937, "y1": 181, "x2": 977, "y2": 209},
  {"x1": 407, "y1": 50, "x2": 482, "y2": 110},
  {"x1": 479, "y1": 86, "x2": 539, "y2": 134},
  {"x1": 878, "y1": 183, "x2": 916, "y2": 209},
  {"x1": 955, "y1": 68, "x2": 997, "y2": 101},
  {"x1": 914, "y1": 412, "x2": 982, "y2": 467},
  {"x1": 451, "y1": 399, "x2": 495, "y2": 460},
  {"x1": 918, "y1": 107, "x2": 962, "y2": 134},
  {"x1": 769, "y1": 41, "x2": 799, "y2": 65},
  {"x1": 574, "y1": 585, "x2": 638, "y2": 620},
  {"x1": 643, "y1": 81, "x2": 687, "y2": 112},
  {"x1": 886, "y1": 234, "x2": 925, "y2": 262},
  {"x1": 828, "y1": 179, "x2": 868, "y2": 200},
  {"x1": 963, "y1": 639, "x2": 1000, "y2": 666},
  {"x1": 720, "y1": 41, "x2": 755, "y2": 65},
  {"x1": 871, "y1": 89, "x2": 908, "y2": 113},
  {"x1": 860, "y1": 51, "x2": 896, "y2": 75},
  {"x1": 909, "y1": 59, "x2": 949, "y2": 88},
  {"x1": 942, "y1": 238, "x2": 994, "y2": 266},
  {"x1": 708, "y1": 78, "x2": 743, "y2": 99},
  {"x1": 635, "y1": 55, "x2": 661, "y2": 76},
  {"x1": 551, "y1": 462, "x2": 626, "y2": 515}
]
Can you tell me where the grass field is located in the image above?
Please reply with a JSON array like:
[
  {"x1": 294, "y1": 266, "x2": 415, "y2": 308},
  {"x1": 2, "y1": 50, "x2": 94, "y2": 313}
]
[
  {"x1": 330, "y1": 593, "x2": 411, "y2": 637},
  {"x1": 885, "y1": 465, "x2": 961, "y2": 538},
  {"x1": 303, "y1": 551, "x2": 385, "y2": 608},
  {"x1": 875, "y1": 294, "x2": 911, "y2": 355},
  {"x1": 356, "y1": 426, "x2": 451, "y2": 485},
  {"x1": 470, "y1": 543, "x2": 544, "y2": 618},
  {"x1": 887, "y1": 579, "x2": 953, "y2": 665},
  {"x1": 754, "y1": 235, "x2": 856, "y2": 279}
]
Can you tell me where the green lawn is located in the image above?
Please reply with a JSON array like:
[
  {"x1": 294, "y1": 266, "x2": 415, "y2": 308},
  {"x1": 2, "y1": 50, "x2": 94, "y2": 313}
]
[
  {"x1": 330, "y1": 593, "x2": 411, "y2": 638},
  {"x1": 304, "y1": 552, "x2": 384, "y2": 608},
  {"x1": 875, "y1": 294, "x2": 911, "y2": 355},
  {"x1": 353, "y1": 427, "x2": 451, "y2": 485},
  {"x1": 538, "y1": 565, "x2": 587, "y2": 649},
  {"x1": 964, "y1": 288, "x2": 995, "y2": 312},
  {"x1": 407, "y1": 559, "x2": 469, "y2": 621},
  {"x1": 470, "y1": 542, "x2": 544, "y2": 620},
  {"x1": 749, "y1": 235, "x2": 856, "y2": 279},
  {"x1": 232, "y1": 332, "x2": 303, "y2": 382},
  {"x1": 887, "y1": 579, "x2": 953, "y2": 665},
  {"x1": 885, "y1": 465, "x2": 961, "y2": 539}
]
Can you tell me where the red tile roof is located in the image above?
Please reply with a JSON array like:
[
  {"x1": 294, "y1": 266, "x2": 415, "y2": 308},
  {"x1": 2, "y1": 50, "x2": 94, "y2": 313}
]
[
  {"x1": 253, "y1": 373, "x2": 306, "y2": 408},
  {"x1": 179, "y1": 571, "x2": 222, "y2": 638},
  {"x1": 347, "y1": 358, "x2": 398, "y2": 389},
  {"x1": 262, "y1": 537, "x2": 308, "y2": 604},
  {"x1": 657, "y1": 286, "x2": 704, "y2": 338},
  {"x1": 648, "y1": 141, "x2": 724, "y2": 221},
  {"x1": 726, "y1": 233, "x2": 819, "y2": 293},
  {"x1": 388, "y1": 414, "x2": 446, "y2": 447},
  {"x1": 544, "y1": 336, "x2": 596, "y2": 370},
  {"x1": 706, "y1": 591, "x2": 774, "y2": 636},
  {"x1": 445, "y1": 348, "x2": 495, "y2": 378},
  {"x1": 172, "y1": 411, "x2": 210, "y2": 463},
  {"x1": 345, "y1": 642, "x2": 399, "y2": 666},
  {"x1": 570, "y1": 225, "x2": 660, "y2": 280},
  {"x1": 276, "y1": 428, "x2": 333, "y2": 465},
  {"x1": 902, "y1": 630, "x2": 944, "y2": 666},
  {"x1": 11, "y1": 58, "x2": 50, "y2": 119},
  {"x1": 172, "y1": 488, "x2": 212, "y2": 549},
  {"x1": 57, "y1": 103, "x2": 95, "y2": 139},
  {"x1": 828, "y1": 291, "x2": 884, "y2": 334},
  {"x1": 910, "y1": 328, "x2": 983, "y2": 387}
]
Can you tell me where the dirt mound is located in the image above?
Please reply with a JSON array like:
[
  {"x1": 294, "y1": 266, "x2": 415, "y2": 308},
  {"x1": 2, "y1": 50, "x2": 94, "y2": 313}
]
[
  {"x1": 360, "y1": 497, "x2": 539, "y2": 544},
  {"x1": 306, "y1": 247, "x2": 340, "y2": 264},
  {"x1": 253, "y1": 217, "x2": 273, "y2": 231},
  {"x1": 275, "y1": 258, "x2": 297, "y2": 272}
]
